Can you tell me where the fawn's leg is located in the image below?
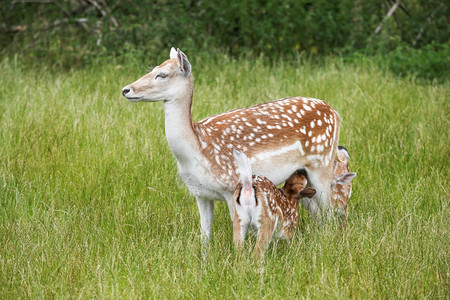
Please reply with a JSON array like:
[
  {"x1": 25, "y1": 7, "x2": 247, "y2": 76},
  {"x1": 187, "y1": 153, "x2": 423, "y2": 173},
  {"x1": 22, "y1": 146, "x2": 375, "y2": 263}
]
[
  {"x1": 233, "y1": 209, "x2": 250, "y2": 251},
  {"x1": 254, "y1": 218, "x2": 276, "y2": 258},
  {"x1": 233, "y1": 213, "x2": 243, "y2": 250}
]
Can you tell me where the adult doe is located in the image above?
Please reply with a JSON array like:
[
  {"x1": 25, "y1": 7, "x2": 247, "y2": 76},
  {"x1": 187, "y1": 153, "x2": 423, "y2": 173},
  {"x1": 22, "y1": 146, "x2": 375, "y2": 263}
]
[{"x1": 122, "y1": 48, "x2": 341, "y2": 241}]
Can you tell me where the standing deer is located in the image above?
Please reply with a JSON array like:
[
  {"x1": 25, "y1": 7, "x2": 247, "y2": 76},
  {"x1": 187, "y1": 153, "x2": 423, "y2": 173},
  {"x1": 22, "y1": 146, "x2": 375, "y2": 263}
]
[
  {"x1": 121, "y1": 48, "x2": 341, "y2": 242},
  {"x1": 232, "y1": 150, "x2": 316, "y2": 257}
]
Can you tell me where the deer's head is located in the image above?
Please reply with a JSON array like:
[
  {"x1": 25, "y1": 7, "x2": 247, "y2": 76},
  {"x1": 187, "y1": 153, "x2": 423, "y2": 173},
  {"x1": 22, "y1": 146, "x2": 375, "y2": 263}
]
[
  {"x1": 280, "y1": 170, "x2": 317, "y2": 202},
  {"x1": 122, "y1": 48, "x2": 192, "y2": 102}
]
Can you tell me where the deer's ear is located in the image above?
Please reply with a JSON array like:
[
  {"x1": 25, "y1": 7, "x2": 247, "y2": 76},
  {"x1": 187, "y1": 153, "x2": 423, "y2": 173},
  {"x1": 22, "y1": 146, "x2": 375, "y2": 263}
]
[
  {"x1": 335, "y1": 172, "x2": 357, "y2": 185},
  {"x1": 177, "y1": 48, "x2": 191, "y2": 76},
  {"x1": 299, "y1": 187, "x2": 316, "y2": 198},
  {"x1": 170, "y1": 47, "x2": 177, "y2": 59}
]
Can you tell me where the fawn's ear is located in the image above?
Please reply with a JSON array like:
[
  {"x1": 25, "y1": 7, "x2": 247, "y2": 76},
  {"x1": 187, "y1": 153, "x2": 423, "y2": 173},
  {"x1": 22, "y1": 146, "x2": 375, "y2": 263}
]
[
  {"x1": 335, "y1": 172, "x2": 357, "y2": 185},
  {"x1": 299, "y1": 187, "x2": 316, "y2": 198},
  {"x1": 176, "y1": 48, "x2": 191, "y2": 76}
]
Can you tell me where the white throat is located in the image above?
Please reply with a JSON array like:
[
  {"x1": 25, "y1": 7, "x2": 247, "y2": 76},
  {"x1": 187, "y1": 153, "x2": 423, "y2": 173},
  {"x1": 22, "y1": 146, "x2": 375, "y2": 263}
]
[{"x1": 162, "y1": 86, "x2": 200, "y2": 167}]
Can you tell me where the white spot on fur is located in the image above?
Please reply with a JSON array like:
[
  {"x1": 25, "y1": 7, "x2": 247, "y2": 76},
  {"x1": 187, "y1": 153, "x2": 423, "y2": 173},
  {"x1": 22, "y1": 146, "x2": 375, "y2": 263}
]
[{"x1": 256, "y1": 119, "x2": 266, "y2": 125}]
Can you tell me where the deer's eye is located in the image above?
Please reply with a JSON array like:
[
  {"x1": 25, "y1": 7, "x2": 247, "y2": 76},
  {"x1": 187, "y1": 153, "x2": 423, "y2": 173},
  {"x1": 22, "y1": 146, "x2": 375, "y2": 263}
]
[{"x1": 156, "y1": 73, "x2": 168, "y2": 79}]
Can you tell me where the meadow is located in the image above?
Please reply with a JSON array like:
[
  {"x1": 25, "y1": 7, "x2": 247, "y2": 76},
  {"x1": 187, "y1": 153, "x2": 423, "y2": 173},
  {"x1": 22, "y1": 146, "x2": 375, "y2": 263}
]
[{"x1": 0, "y1": 55, "x2": 448, "y2": 298}]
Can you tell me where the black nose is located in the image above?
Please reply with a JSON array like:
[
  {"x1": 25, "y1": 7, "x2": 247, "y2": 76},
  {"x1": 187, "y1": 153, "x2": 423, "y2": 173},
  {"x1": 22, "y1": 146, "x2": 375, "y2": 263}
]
[{"x1": 122, "y1": 88, "x2": 130, "y2": 97}]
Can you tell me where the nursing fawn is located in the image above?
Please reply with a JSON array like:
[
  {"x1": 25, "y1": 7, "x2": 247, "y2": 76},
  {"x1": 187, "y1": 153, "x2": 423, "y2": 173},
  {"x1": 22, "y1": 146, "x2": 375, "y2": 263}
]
[
  {"x1": 232, "y1": 150, "x2": 316, "y2": 257},
  {"x1": 331, "y1": 146, "x2": 357, "y2": 220}
]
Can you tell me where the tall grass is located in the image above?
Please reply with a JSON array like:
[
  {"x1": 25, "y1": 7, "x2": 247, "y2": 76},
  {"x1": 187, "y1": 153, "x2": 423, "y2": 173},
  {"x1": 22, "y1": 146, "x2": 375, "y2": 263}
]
[{"x1": 0, "y1": 55, "x2": 448, "y2": 298}]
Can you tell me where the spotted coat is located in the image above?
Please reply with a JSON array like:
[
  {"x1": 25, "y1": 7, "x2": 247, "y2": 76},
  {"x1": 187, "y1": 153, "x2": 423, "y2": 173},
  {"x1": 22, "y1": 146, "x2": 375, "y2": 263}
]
[{"x1": 194, "y1": 97, "x2": 340, "y2": 190}]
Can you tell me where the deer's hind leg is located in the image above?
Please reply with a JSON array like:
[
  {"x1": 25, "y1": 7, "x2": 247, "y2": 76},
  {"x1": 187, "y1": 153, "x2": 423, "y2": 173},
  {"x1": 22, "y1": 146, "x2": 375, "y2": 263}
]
[
  {"x1": 233, "y1": 208, "x2": 251, "y2": 251},
  {"x1": 254, "y1": 218, "x2": 276, "y2": 258}
]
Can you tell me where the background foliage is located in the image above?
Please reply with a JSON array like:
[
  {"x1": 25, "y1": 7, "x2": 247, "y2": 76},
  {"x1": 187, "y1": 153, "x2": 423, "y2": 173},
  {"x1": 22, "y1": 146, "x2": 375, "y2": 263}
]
[{"x1": 1, "y1": 0, "x2": 449, "y2": 78}]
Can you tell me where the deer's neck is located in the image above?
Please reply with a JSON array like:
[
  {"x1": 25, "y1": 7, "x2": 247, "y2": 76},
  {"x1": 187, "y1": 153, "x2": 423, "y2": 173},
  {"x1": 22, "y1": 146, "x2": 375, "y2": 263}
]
[{"x1": 163, "y1": 77, "x2": 201, "y2": 166}]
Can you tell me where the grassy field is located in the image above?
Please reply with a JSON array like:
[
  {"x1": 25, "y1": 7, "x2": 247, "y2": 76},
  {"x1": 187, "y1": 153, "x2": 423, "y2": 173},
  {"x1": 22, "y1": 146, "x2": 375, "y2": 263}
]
[{"x1": 0, "y1": 55, "x2": 448, "y2": 298}]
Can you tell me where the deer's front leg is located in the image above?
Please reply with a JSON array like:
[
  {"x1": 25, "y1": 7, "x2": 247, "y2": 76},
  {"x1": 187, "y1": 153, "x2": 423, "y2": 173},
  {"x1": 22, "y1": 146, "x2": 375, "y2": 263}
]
[{"x1": 196, "y1": 197, "x2": 214, "y2": 243}]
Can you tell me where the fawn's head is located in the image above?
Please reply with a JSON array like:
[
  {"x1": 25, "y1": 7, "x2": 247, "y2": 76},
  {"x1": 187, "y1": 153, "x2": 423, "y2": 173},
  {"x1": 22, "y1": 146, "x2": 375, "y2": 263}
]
[
  {"x1": 122, "y1": 48, "x2": 192, "y2": 102},
  {"x1": 281, "y1": 170, "x2": 316, "y2": 201},
  {"x1": 331, "y1": 146, "x2": 357, "y2": 215}
]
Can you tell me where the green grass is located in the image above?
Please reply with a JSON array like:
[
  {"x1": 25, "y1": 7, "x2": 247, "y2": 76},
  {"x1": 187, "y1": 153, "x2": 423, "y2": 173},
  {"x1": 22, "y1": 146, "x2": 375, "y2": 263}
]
[{"x1": 0, "y1": 55, "x2": 448, "y2": 298}]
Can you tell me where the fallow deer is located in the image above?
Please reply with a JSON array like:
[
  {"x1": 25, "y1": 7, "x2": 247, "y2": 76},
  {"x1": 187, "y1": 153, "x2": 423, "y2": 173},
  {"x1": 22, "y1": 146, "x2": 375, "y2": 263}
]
[
  {"x1": 232, "y1": 150, "x2": 316, "y2": 257},
  {"x1": 121, "y1": 48, "x2": 341, "y2": 242},
  {"x1": 330, "y1": 146, "x2": 357, "y2": 220}
]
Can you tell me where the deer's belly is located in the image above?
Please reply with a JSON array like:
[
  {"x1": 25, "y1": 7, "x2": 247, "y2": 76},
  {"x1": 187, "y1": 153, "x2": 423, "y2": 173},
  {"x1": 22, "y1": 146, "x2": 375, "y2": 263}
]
[{"x1": 248, "y1": 141, "x2": 303, "y2": 184}]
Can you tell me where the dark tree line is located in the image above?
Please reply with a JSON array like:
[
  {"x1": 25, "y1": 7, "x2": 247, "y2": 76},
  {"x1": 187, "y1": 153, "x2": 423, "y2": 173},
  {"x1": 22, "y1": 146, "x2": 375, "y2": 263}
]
[{"x1": 1, "y1": 0, "x2": 448, "y2": 77}]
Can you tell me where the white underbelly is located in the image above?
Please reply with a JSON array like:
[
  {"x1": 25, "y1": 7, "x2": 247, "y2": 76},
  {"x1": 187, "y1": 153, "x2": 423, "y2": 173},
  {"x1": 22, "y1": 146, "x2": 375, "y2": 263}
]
[{"x1": 251, "y1": 143, "x2": 306, "y2": 185}]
